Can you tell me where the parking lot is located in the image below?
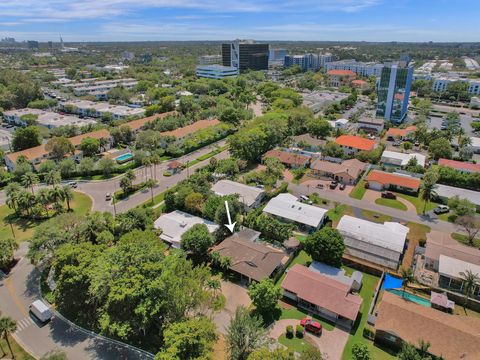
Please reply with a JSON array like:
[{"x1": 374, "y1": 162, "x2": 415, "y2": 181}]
[{"x1": 427, "y1": 114, "x2": 477, "y2": 136}]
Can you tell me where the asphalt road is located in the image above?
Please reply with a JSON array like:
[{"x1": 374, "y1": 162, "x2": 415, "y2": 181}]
[{"x1": 0, "y1": 243, "x2": 153, "y2": 360}]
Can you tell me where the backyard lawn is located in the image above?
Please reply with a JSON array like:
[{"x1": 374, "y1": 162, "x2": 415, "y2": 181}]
[
  {"x1": 0, "y1": 191, "x2": 92, "y2": 243},
  {"x1": 349, "y1": 180, "x2": 367, "y2": 200},
  {"x1": 375, "y1": 198, "x2": 407, "y2": 211}
]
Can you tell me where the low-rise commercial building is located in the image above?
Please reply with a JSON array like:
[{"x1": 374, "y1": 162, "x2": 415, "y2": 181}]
[
  {"x1": 366, "y1": 170, "x2": 421, "y2": 193},
  {"x1": 337, "y1": 215, "x2": 409, "y2": 269},
  {"x1": 211, "y1": 180, "x2": 266, "y2": 211},
  {"x1": 263, "y1": 193, "x2": 327, "y2": 233},
  {"x1": 196, "y1": 64, "x2": 238, "y2": 79},
  {"x1": 380, "y1": 150, "x2": 426, "y2": 168}
]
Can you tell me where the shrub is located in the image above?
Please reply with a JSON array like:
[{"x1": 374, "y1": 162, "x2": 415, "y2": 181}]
[
  {"x1": 286, "y1": 325, "x2": 294, "y2": 339},
  {"x1": 295, "y1": 325, "x2": 304, "y2": 338},
  {"x1": 363, "y1": 325, "x2": 375, "y2": 340}
]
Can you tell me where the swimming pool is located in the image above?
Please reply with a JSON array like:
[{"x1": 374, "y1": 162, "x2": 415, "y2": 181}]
[
  {"x1": 387, "y1": 289, "x2": 431, "y2": 307},
  {"x1": 115, "y1": 152, "x2": 133, "y2": 163}
]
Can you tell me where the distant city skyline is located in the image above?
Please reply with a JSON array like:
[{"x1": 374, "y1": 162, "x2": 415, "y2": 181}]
[{"x1": 0, "y1": 0, "x2": 479, "y2": 42}]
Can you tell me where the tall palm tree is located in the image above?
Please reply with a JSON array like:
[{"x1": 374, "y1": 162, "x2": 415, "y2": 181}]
[
  {"x1": 400, "y1": 268, "x2": 415, "y2": 298},
  {"x1": 421, "y1": 169, "x2": 439, "y2": 214},
  {"x1": 145, "y1": 178, "x2": 157, "y2": 204},
  {"x1": 5, "y1": 182, "x2": 22, "y2": 213},
  {"x1": 17, "y1": 190, "x2": 35, "y2": 217},
  {"x1": 36, "y1": 188, "x2": 52, "y2": 217},
  {"x1": 459, "y1": 269, "x2": 480, "y2": 308},
  {"x1": 142, "y1": 156, "x2": 152, "y2": 180},
  {"x1": 21, "y1": 172, "x2": 39, "y2": 195},
  {"x1": 49, "y1": 186, "x2": 65, "y2": 211},
  {"x1": 61, "y1": 185, "x2": 74, "y2": 211},
  {"x1": 0, "y1": 316, "x2": 17, "y2": 359},
  {"x1": 45, "y1": 170, "x2": 61, "y2": 187},
  {"x1": 150, "y1": 154, "x2": 161, "y2": 180}
]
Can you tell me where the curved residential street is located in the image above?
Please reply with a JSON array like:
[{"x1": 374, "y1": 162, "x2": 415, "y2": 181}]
[{"x1": 0, "y1": 243, "x2": 153, "y2": 360}]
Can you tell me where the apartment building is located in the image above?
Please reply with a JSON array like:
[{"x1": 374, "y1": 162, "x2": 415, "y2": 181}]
[
  {"x1": 59, "y1": 100, "x2": 145, "y2": 120},
  {"x1": 325, "y1": 60, "x2": 384, "y2": 77},
  {"x1": 284, "y1": 53, "x2": 333, "y2": 71},
  {"x1": 62, "y1": 78, "x2": 138, "y2": 99},
  {"x1": 3, "y1": 108, "x2": 97, "y2": 129}
]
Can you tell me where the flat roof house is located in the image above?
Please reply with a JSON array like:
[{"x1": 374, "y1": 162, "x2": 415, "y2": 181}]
[
  {"x1": 262, "y1": 149, "x2": 310, "y2": 168},
  {"x1": 337, "y1": 215, "x2": 409, "y2": 269},
  {"x1": 211, "y1": 180, "x2": 266, "y2": 211},
  {"x1": 438, "y1": 158, "x2": 480, "y2": 174},
  {"x1": 438, "y1": 255, "x2": 480, "y2": 300},
  {"x1": 335, "y1": 135, "x2": 376, "y2": 155},
  {"x1": 366, "y1": 170, "x2": 421, "y2": 193},
  {"x1": 154, "y1": 210, "x2": 219, "y2": 249},
  {"x1": 435, "y1": 184, "x2": 480, "y2": 210},
  {"x1": 263, "y1": 193, "x2": 328, "y2": 233},
  {"x1": 211, "y1": 229, "x2": 287, "y2": 282},
  {"x1": 380, "y1": 150, "x2": 426, "y2": 168},
  {"x1": 375, "y1": 292, "x2": 480, "y2": 359},
  {"x1": 310, "y1": 158, "x2": 367, "y2": 185},
  {"x1": 357, "y1": 118, "x2": 385, "y2": 134},
  {"x1": 309, "y1": 261, "x2": 363, "y2": 292},
  {"x1": 282, "y1": 264, "x2": 362, "y2": 328}
]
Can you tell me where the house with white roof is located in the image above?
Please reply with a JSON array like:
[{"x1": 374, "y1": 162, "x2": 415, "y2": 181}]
[
  {"x1": 336, "y1": 215, "x2": 409, "y2": 269},
  {"x1": 381, "y1": 150, "x2": 426, "y2": 169},
  {"x1": 435, "y1": 184, "x2": 480, "y2": 211},
  {"x1": 438, "y1": 255, "x2": 480, "y2": 300},
  {"x1": 154, "y1": 210, "x2": 219, "y2": 249},
  {"x1": 211, "y1": 180, "x2": 266, "y2": 211},
  {"x1": 262, "y1": 193, "x2": 327, "y2": 233}
]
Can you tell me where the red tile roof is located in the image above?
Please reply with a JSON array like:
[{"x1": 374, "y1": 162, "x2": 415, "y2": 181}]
[
  {"x1": 386, "y1": 126, "x2": 416, "y2": 138},
  {"x1": 351, "y1": 79, "x2": 367, "y2": 85},
  {"x1": 327, "y1": 70, "x2": 356, "y2": 76},
  {"x1": 438, "y1": 158, "x2": 480, "y2": 173},
  {"x1": 335, "y1": 135, "x2": 376, "y2": 151},
  {"x1": 160, "y1": 119, "x2": 220, "y2": 138},
  {"x1": 168, "y1": 160, "x2": 183, "y2": 169},
  {"x1": 367, "y1": 170, "x2": 421, "y2": 191},
  {"x1": 263, "y1": 149, "x2": 310, "y2": 166},
  {"x1": 282, "y1": 264, "x2": 362, "y2": 321},
  {"x1": 125, "y1": 111, "x2": 176, "y2": 131}
]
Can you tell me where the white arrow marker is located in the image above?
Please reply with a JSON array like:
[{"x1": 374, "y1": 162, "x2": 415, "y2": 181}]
[{"x1": 224, "y1": 200, "x2": 236, "y2": 233}]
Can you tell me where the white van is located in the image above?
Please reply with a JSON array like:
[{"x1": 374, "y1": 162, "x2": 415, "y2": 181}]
[{"x1": 29, "y1": 300, "x2": 52, "y2": 323}]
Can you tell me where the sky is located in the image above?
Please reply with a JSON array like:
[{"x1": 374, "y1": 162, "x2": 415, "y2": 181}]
[{"x1": 0, "y1": 0, "x2": 479, "y2": 42}]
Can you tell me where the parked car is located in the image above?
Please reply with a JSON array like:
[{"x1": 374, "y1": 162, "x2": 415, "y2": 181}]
[
  {"x1": 433, "y1": 205, "x2": 450, "y2": 214},
  {"x1": 329, "y1": 180, "x2": 338, "y2": 189},
  {"x1": 339, "y1": 183, "x2": 346, "y2": 190},
  {"x1": 381, "y1": 191, "x2": 397, "y2": 199},
  {"x1": 105, "y1": 193, "x2": 112, "y2": 201},
  {"x1": 300, "y1": 318, "x2": 322, "y2": 336},
  {"x1": 68, "y1": 181, "x2": 77, "y2": 188},
  {"x1": 29, "y1": 300, "x2": 52, "y2": 323},
  {"x1": 316, "y1": 183, "x2": 324, "y2": 189},
  {"x1": 300, "y1": 195, "x2": 310, "y2": 203},
  {"x1": 256, "y1": 184, "x2": 265, "y2": 189}
]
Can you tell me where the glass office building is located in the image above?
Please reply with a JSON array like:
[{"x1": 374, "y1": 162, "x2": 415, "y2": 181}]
[
  {"x1": 222, "y1": 40, "x2": 269, "y2": 72},
  {"x1": 376, "y1": 59, "x2": 413, "y2": 123}
]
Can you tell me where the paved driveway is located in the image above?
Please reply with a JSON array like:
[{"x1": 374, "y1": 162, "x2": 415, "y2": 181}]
[
  {"x1": 212, "y1": 281, "x2": 251, "y2": 334},
  {"x1": 301, "y1": 179, "x2": 353, "y2": 196}
]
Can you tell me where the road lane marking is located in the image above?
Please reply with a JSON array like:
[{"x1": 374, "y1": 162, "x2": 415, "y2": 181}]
[
  {"x1": 5, "y1": 275, "x2": 29, "y2": 318},
  {"x1": 14, "y1": 317, "x2": 33, "y2": 333}
]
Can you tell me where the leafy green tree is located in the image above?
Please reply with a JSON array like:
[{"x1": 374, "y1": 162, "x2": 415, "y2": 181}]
[
  {"x1": 322, "y1": 141, "x2": 343, "y2": 158},
  {"x1": 447, "y1": 196, "x2": 476, "y2": 217},
  {"x1": 58, "y1": 158, "x2": 76, "y2": 178},
  {"x1": 304, "y1": 227, "x2": 345, "y2": 267},
  {"x1": 298, "y1": 347, "x2": 323, "y2": 360},
  {"x1": 120, "y1": 175, "x2": 133, "y2": 194},
  {"x1": 62, "y1": 185, "x2": 74, "y2": 211},
  {"x1": 307, "y1": 118, "x2": 332, "y2": 139},
  {"x1": 145, "y1": 178, "x2": 158, "y2": 204},
  {"x1": 248, "y1": 279, "x2": 282, "y2": 318},
  {"x1": 45, "y1": 170, "x2": 61, "y2": 186},
  {"x1": 428, "y1": 138, "x2": 452, "y2": 160},
  {"x1": 12, "y1": 126, "x2": 42, "y2": 151},
  {"x1": 181, "y1": 224, "x2": 215, "y2": 264},
  {"x1": 78, "y1": 157, "x2": 95, "y2": 176},
  {"x1": 38, "y1": 159, "x2": 57, "y2": 174},
  {"x1": 351, "y1": 343, "x2": 371, "y2": 360},
  {"x1": 80, "y1": 137, "x2": 101, "y2": 157},
  {"x1": 248, "y1": 348, "x2": 294, "y2": 360},
  {"x1": 0, "y1": 316, "x2": 17, "y2": 359},
  {"x1": 226, "y1": 306, "x2": 267, "y2": 360},
  {"x1": 97, "y1": 158, "x2": 115, "y2": 176},
  {"x1": 45, "y1": 137, "x2": 74, "y2": 161},
  {"x1": 220, "y1": 107, "x2": 242, "y2": 126},
  {"x1": 20, "y1": 113, "x2": 39, "y2": 126},
  {"x1": 154, "y1": 317, "x2": 217, "y2": 360},
  {"x1": 110, "y1": 126, "x2": 134, "y2": 146},
  {"x1": 0, "y1": 238, "x2": 18, "y2": 269},
  {"x1": 287, "y1": 107, "x2": 314, "y2": 135}
]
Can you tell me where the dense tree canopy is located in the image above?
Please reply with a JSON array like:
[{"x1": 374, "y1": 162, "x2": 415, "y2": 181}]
[{"x1": 304, "y1": 227, "x2": 345, "y2": 267}]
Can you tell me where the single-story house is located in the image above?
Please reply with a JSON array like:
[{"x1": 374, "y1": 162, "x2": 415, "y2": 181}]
[
  {"x1": 337, "y1": 215, "x2": 409, "y2": 270},
  {"x1": 262, "y1": 149, "x2": 310, "y2": 168},
  {"x1": 308, "y1": 261, "x2": 363, "y2": 292},
  {"x1": 357, "y1": 118, "x2": 385, "y2": 134},
  {"x1": 375, "y1": 292, "x2": 480, "y2": 359},
  {"x1": 385, "y1": 126, "x2": 416, "y2": 141},
  {"x1": 438, "y1": 255, "x2": 480, "y2": 300},
  {"x1": 366, "y1": 170, "x2": 421, "y2": 193},
  {"x1": 292, "y1": 134, "x2": 326, "y2": 151},
  {"x1": 263, "y1": 193, "x2": 328, "y2": 233},
  {"x1": 154, "y1": 210, "x2": 219, "y2": 249},
  {"x1": 310, "y1": 158, "x2": 367, "y2": 184},
  {"x1": 435, "y1": 184, "x2": 480, "y2": 211},
  {"x1": 335, "y1": 135, "x2": 376, "y2": 155},
  {"x1": 438, "y1": 158, "x2": 480, "y2": 174},
  {"x1": 424, "y1": 230, "x2": 480, "y2": 271},
  {"x1": 282, "y1": 264, "x2": 362, "y2": 329},
  {"x1": 211, "y1": 180, "x2": 266, "y2": 211},
  {"x1": 211, "y1": 228, "x2": 287, "y2": 282},
  {"x1": 380, "y1": 150, "x2": 426, "y2": 168},
  {"x1": 328, "y1": 118, "x2": 349, "y2": 129}
]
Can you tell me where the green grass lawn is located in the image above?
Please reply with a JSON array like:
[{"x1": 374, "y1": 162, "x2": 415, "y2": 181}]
[
  {"x1": 341, "y1": 266, "x2": 396, "y2": 360},
  {"x1": 350, "y1": 180, "x2": 367, "y2": 200},
  {"x1": 375, "y1": 198, "x2": 407, "y2": 211},
  {"x1": 0, "y1": 334, "x2": 35, "y2": 360},
  {"x1": 185, "y1": 146, "x2": 228, "y2": 168},
  {"x1": 451, "y1": 232, "x2": 480, "y2": 248},
  {"x1": 326, "y1": 204, "x2": 353, "y2": 226},
  {"x1": 0, "y1": 191, "x2": 92, "y2": 243},
  {"x1": 360, "y1": 209, "x2": 393, "y2": 223},
  {"x1": 278, "y1": 333, "x2": 316, "y2": 353},
  {"x1": 395, "y1": 193, "x2": 437, "y2": 215}
]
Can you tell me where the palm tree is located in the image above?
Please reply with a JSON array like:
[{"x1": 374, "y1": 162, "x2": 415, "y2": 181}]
[
  {"x1": 21, "y1": 172, "x2": 39, "y2": 195},
  {"x1": 459, "y1": 269, "x2": 480, "y2": 308},
  {"x1": 145, "y1": 178, "x2": 157, "y2": 204},
  {"x1": 61, "y1": 185, "x2": 74, "y2": 211},
  {"x1": 45, "y1": 170, "x2": 61, "y2": 187},
  {"x1": 36, "y1": 188, "x2": 52, "y2": 217},
  {"x1": 421, "y1": 169, "x2": 439, "y2": 214},
  {"x1": 49, "y1": 186, "x2": 65, "y2": 211},
  {"x1": 5, "y1": 182, "x2": 22, "y2": 213},
  {"x1": 17, "y1": 190, "x2": 35, "y2": 217},
  {"x1": 400, "y1": 268, "x2": 415, "y2": 298},
  {"x1": 150, "y1": 154, "x2": 161, "y2": 180},
  {"x1": 142, "y1": 156, "x2": 152, "y2": 180},
  {"x1": 0, "y1": 316, "x2": 17, "y2": 359}
]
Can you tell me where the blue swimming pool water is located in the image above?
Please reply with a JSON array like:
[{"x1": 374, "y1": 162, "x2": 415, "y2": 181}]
[
  {"x1": 116, "y1": 153, "x2": 133, "y2": 162},
  {"x1": 387, "y1": 289, "x2": 431, "y2": 307},
  {"x1": 382, "y1": 273, "x2": 403, "y2": 290}
]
